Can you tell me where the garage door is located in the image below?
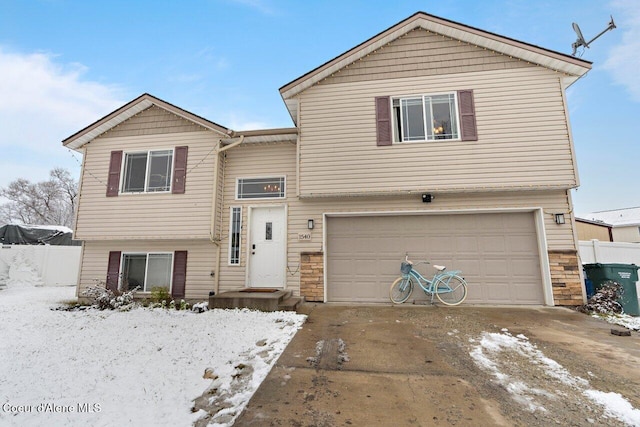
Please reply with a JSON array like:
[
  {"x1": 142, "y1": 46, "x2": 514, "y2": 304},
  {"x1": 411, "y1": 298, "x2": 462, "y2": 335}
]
[{"x1": 326, "y1": 212, "x2": 543, "y2": 304}]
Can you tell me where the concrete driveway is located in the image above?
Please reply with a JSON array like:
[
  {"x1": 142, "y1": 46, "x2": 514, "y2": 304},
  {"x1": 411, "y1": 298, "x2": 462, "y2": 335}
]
[{"x1": 235, "y1": 304, "x2": 640, "y2": 426}]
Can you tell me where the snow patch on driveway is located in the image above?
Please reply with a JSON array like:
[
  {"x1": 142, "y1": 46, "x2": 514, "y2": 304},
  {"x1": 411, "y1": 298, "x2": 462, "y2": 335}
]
[{"x1": 470, "y1": 330, "x2": 640, "y2": 426}]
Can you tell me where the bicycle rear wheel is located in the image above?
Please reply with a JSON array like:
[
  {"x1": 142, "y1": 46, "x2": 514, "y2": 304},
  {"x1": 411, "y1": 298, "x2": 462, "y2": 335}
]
[
  {"x1": 435, "y1": 275, "x2": 467, "y2": 306},
  {"x1": 390, "y1": 276, "x2": 413, "y2": 304}
]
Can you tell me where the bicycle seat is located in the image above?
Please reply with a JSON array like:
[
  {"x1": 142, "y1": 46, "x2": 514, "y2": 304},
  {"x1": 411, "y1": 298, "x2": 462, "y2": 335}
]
[{"x1": 433, "y1": 265, "x2": 446, "y2": 271}]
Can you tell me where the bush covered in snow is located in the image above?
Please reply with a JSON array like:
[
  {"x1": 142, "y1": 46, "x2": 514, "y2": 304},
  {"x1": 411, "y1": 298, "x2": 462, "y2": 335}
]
[
  {"x1": 82, "y1": 282, "x2": 139, "y2": 311},
  {"x1": 577, "y1": 281, "x2": 623, "y2": 315},
  {"x1": 80, "y1": 281, "x2": 206, "y2": 313}
]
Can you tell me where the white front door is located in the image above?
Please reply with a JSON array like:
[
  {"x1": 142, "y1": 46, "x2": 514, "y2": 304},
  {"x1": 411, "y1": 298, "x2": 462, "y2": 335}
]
[{"x1": 248, "y1": 206, "x2": 286, "y2": 287}]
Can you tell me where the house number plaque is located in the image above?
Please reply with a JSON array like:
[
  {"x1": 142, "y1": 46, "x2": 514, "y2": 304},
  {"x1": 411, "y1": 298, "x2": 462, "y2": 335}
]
[{"x1": 298, "y1": 233, "x2": 311, "y2": 241}]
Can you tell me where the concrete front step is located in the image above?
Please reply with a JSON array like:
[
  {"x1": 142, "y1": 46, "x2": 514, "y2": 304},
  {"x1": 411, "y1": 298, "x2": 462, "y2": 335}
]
[
  {"x1": 209, "y1": 289, "x2": 303, "y2": 312},
  {"x1": 278, "y1": 296, "x2": 304, "y2": 312}
]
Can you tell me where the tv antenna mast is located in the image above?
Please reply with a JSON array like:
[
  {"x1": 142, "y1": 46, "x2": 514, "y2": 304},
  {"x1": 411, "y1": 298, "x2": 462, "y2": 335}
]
[{"x1": 571, "y1": 16, "x2": 616, "y2": 56}]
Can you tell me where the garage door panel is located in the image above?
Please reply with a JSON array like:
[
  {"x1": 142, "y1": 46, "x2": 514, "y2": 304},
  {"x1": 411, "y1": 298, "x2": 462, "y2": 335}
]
[
  {"x1": 327, "y1": 212, "x2": 543, "y2": 304},
  {"x1": 485, "y1": 284, "x2": 514, "y2": 303},
  {"x1": 403, "y1": 237, "x2": 429, "y2": 254},
  {"x1": 507, "y1": 235, "x2": 539, "y2": 253},
  {"x1": 453, "y1": 259, "x2": 481, "y2": 277},
  {"x1": 475, "y1": 215, "x2": 502, "y2": 229},
  {"x1": 425, "y1": 236, "x2": 453, "y2": 252},
  {"x1": 479, "y1": 236, "x2": 507, "y2": 253},
  {"x1": 466, "y1": 283, "x2": 489, "y2": 302},
  {"x1": 511, "y1": 263, "x2": 541, "y2": 279},
  {"x1": 455, "y1": 236, "x2": 479, "y2": 252},
  {"x1": 512, "y1": 283, "x2": 543, "y2": 303},
  {"x1": 504, "y1": 213, "x2": 534, "y2": 229},
  {"x1": 484, "y1": 259, "x2": 510, "y2": 276}
]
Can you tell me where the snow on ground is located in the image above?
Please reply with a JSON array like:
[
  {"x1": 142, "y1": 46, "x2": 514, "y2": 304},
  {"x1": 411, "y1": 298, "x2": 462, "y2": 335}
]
[
  {"x1": 594, "y1": 313, "x2": 640, "y2": 332},
  {"x1": 470, "y1": 330, "x2": 640, "y2": 426},
  {"x1": 0, "y1": 285, "x2": 306, "y2": 426}
]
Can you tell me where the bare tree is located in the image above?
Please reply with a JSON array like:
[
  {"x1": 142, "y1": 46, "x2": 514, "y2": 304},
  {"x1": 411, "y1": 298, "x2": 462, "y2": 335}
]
[{"x1": 0, "y1": 168, "x2": 78, "y2": 228}]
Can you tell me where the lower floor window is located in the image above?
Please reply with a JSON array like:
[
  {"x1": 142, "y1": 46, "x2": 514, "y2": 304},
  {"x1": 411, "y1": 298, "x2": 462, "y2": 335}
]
[{"x1": 121, "y1": 253, "x2": 173, "y2": 292}]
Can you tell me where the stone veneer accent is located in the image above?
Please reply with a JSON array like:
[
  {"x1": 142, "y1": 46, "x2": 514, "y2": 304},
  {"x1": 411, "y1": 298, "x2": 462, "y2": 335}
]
[
  {"x1": 300, "y1": 252, "x2": 324, "y2": 302},
  {"x1": 548, "y1": 250, "x2": 584, "y2": 306}
]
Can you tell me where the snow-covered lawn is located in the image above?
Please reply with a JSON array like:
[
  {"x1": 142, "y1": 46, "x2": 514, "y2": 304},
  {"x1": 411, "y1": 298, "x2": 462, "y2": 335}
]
[
  {"x1": 470, "y1": 329, "x2": 640, "y2": 426},
  {"x1": 0, "y1": 285, "x2": 305, "y2": 426}
]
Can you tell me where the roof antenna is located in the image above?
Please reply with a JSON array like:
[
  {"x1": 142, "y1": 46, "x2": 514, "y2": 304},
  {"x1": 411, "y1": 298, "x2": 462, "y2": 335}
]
[{"x1": 571, "y1": 16, "x2": 616, "y2": 56}]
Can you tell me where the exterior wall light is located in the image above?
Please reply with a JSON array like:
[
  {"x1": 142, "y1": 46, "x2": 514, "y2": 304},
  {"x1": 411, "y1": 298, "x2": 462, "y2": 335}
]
[
  {"x1": 555, "y1": 213, "x2": 565, "y2": 225},
  {"x1": 308, "y1": 219, "x2": 314, "y2": 230}
]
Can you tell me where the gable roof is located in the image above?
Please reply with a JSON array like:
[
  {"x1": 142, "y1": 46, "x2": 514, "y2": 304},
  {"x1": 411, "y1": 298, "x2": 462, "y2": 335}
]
[
  {"x1": 62, "y1": 93, "x2": 230, "y2": 150},
  {"x1": 581, "y1": 207, "x2": 640, "y2": 227},
  {"x1": 279, "y1": 11, "x2": 592, "y2": 121}
]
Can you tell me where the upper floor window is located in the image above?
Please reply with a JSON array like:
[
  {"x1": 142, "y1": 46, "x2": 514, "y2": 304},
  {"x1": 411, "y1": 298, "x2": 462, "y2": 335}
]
[
  {"x1": 122, "y1": 149, "x2": 173, "y2": 193},
  {"x1": 392, "y1": 93, "x2": 459, "y2": 142},
  {"x1": 236, "y1": 177, "x2": 285, "y2": 199}
]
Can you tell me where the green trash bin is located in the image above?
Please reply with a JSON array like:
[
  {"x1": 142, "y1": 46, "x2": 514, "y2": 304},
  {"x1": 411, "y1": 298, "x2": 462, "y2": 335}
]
[{"x1": 583, "y1": 263, "x2": 640, "y2": 316}]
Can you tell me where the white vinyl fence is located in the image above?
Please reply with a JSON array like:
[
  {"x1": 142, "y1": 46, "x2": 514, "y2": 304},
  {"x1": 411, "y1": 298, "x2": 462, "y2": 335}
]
[
  {"x1": 0, "y1": 244, "x2": 81, "y2": 287},
  {"x1": 579, "y1": 240, "x2": 640, "y2": 265}
]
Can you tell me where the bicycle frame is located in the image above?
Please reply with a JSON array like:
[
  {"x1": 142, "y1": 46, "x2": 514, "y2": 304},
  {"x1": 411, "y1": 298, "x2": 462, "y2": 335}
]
[
  {"x1": 403, "y1": 266, "x2": 463, "y2": 302},
  {"x1": 390, "y1": 255, "x2": 467, "y2": 305}
]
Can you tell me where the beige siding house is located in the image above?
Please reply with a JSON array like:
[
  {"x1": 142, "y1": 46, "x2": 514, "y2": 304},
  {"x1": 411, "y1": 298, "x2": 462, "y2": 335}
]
[
  {"x1": 575, "y1": 218, "x2": 613, "y2": 242},
  {"x1": 580, "y1": 207, "x2": 640, "y2": 243},
  {"x1": 64, "y1": 12, "x2": 591, "y2": 306}
]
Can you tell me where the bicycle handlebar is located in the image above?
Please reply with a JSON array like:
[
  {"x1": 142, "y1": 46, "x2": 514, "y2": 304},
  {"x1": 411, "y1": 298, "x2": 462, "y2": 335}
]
[{"x1": 404, "y1": 254, "x2": 429, "y2": 265}]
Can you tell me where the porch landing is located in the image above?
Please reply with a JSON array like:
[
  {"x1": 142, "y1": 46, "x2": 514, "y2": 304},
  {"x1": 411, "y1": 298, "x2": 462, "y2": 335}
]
[{"x1": 209, "y1": 289, "x2": 303, "y2": 312}]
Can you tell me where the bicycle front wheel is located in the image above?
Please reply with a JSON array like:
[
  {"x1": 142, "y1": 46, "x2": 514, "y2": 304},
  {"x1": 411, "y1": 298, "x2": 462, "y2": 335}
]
[
  {"x1": 435, "y1": 275, "x2": 467, "y2": 306},
  {"x1": 390, "y1": 276, "x2": 414, "y2": 304}
]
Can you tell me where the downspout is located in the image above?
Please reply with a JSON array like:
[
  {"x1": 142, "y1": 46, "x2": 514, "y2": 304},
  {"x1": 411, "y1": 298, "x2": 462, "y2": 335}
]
[
  {"x1": 73, "y1": 147, "x2": 87, "y2": 298},
  {"x1": 211, "y1": 135, "x2": 244, "y2": 295}
]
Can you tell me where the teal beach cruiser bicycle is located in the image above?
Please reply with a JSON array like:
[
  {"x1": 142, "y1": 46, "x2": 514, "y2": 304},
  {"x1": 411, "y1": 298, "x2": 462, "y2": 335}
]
[{"x1": 389, "y1": 255, "x2": 468, "y2": 305}]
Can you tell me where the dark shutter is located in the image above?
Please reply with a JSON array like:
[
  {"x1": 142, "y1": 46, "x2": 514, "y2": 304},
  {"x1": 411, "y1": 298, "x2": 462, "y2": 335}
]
[
  {"x1": 106, "y1": 251, "x2": 121, "y2": 292},
  {"x1": 172, "y1": 146, "x2": 188, "y2": 194},
  {"x1": 107, "y1": 151, "x2": 123, "y2": 197},
  {"x1": 172, "y1": 251, "x2": 187, "y2": 299},
  {"x1": 458, "y1": 90, "x2": 478, "y2": 141},
  {"x1": 375, "y1": 96, "x2": 392, "y2": 146}
]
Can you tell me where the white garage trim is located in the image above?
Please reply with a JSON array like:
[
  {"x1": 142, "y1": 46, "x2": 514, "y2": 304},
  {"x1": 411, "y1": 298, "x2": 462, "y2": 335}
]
[{"x1": 322, "y1": 207, "x2": 554, "y2": 305}]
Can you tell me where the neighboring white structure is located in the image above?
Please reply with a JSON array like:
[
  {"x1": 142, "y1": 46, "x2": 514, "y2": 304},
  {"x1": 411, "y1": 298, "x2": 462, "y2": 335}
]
[
  {"x1": 0, "y1": 245, "x2": 81, "y2": 288},
  {"x1": 581, "y1": 207, "x2": 640, "y2": 243}
]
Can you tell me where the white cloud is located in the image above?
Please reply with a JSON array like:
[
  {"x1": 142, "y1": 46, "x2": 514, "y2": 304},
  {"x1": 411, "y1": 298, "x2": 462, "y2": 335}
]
[
  {"x1": 603, "y1": 1, "x2": 640, "y2": 102},
  {"x1": 0, "y1": 47, "x2": 126, "y2": 187}
]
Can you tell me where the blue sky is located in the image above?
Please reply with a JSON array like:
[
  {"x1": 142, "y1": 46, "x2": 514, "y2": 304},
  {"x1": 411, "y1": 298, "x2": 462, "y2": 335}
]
[{"x1": 0, "y1": 0, "x2": 638, "y2": 215}]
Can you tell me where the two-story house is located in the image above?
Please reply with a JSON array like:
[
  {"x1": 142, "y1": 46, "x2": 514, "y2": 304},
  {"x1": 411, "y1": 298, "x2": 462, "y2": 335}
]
[{"x1": 64, "y1": 12, "x2": 591, "y2": 306}]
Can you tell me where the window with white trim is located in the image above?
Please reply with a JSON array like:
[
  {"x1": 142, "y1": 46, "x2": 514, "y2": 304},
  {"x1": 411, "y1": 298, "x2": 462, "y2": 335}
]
[
  {"x1": 121, "y1": 252, "x2": 173, "y2": 292},
  {"x1": 392, "y1": 93, "x2": 459, "y2": 142},
  {"x1": 122, "y1": 149, "x2": 173, "y2": 193},
  {"x1": 229, "y1": 207, "x2": 242, "y2": 265},
  {"x1": 236, "y1": 177, "x2": 285, "y2": 199}
]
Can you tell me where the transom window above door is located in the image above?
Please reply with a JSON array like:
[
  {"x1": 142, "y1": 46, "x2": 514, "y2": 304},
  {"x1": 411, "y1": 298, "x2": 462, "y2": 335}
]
[
  {"x1": 236, "y1": 177, "x2": 285, "y2": 199},
  {"x1": 122, "y1": 149, "x2": 173, "y2": 193},
  {"x1": 392, "y1": 93, "x2": 459, "y2": 142}
]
